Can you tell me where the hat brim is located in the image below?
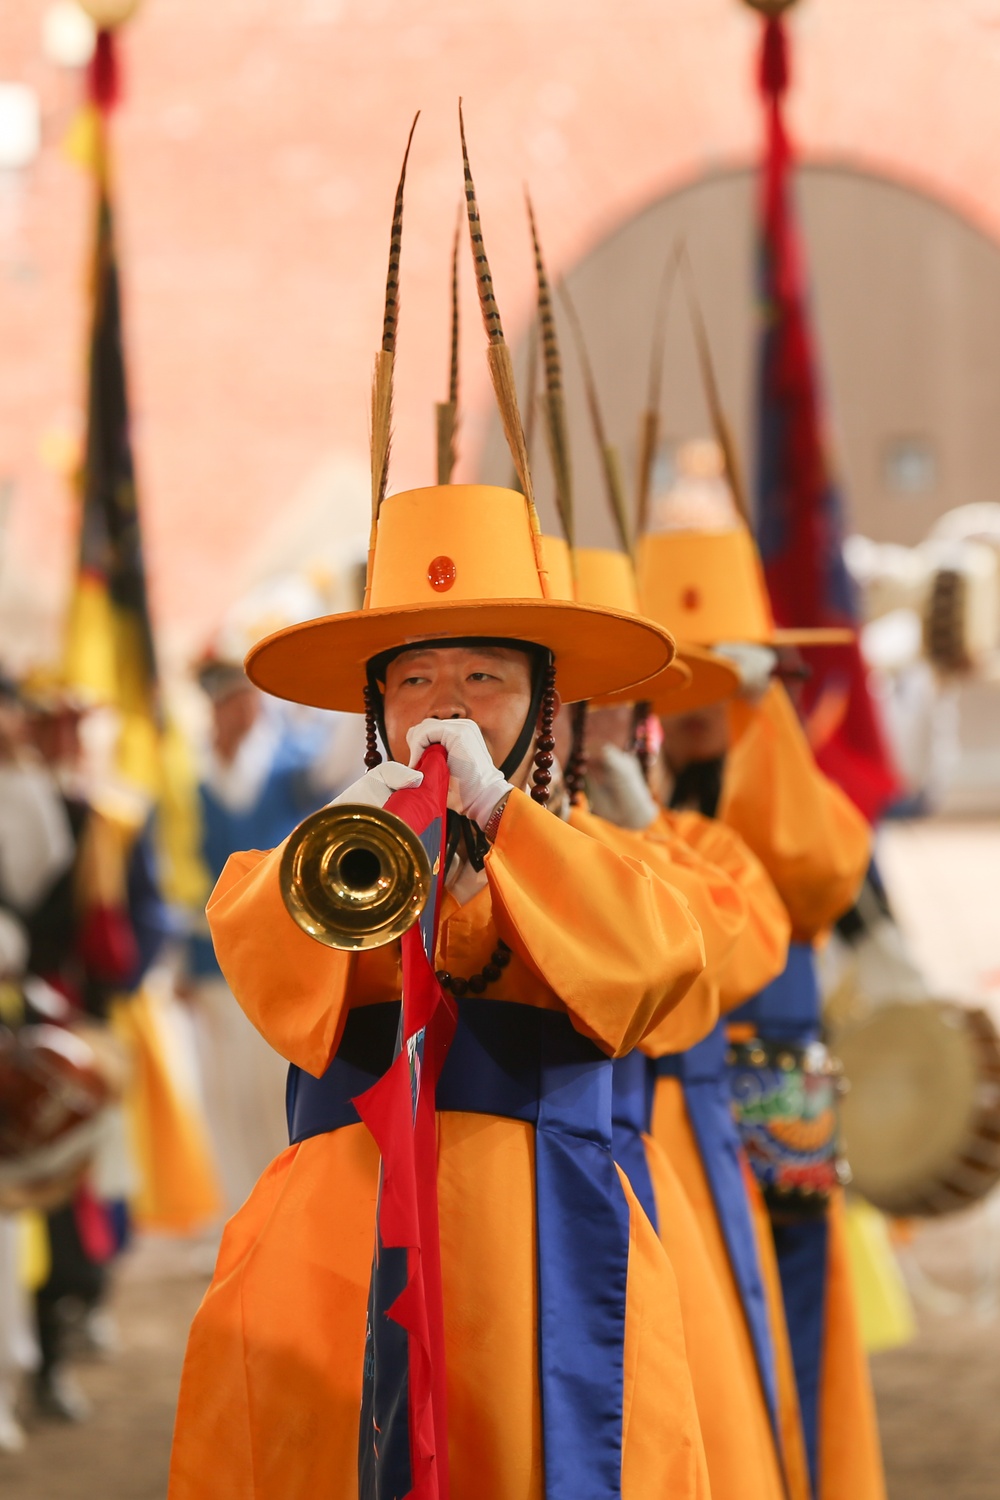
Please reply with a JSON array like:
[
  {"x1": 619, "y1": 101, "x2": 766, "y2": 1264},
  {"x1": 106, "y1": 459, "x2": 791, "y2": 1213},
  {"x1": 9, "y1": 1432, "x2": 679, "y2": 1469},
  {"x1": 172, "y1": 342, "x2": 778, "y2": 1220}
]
[
  {"x1": 594, "y1": 644, "x2": 739, "y2": 714},
  {"x1": 590, "y1": 657, "x2": 689, "y2": 710},
  {"x1": 660, "y1": 647, "x2": 741, "y2": 713},
  {"x1": 771, "y1": 627, "x2": 855, "y2": 647},
  {"x1": 244, "y1": 599, "x2": 676, "y2": 711}
]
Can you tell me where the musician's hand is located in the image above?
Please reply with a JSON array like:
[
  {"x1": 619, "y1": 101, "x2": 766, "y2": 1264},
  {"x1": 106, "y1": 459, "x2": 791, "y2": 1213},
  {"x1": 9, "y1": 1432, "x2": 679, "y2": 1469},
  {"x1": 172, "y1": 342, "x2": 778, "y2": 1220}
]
[
  {"x1": 406, "y1": 718, "x2": 512, "y2": 828},
  {"x1": 713, "y1": 642, "x2": 778, "y2": 704},
  {"x1": 331, "y1": 761, "x2": 424, "y2": 809},
  {"x1": 589, "y1": 744, "x2": 659, "y2": 830}
]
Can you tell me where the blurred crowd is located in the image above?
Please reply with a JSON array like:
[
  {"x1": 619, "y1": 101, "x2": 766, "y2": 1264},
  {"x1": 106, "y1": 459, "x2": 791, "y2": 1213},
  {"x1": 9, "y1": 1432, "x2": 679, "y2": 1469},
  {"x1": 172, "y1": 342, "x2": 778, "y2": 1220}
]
[{"x1": 0, "y1": 639, "x2": 363, "y2": 1453}]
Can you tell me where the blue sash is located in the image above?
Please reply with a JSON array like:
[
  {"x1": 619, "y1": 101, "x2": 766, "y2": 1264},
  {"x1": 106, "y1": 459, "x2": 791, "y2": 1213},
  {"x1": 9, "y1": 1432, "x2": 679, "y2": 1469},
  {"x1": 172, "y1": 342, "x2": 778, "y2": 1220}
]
[
  {"x1": 610, "y1": 1051, "x2": 659, "y2": 1230},
  {"x1": 729, "y1": 942, "x2": 827, "y2": 1493},
  {"x1": 288, "y1": 998, "x2": 630, "y2": 1500},
  {"x1": 655, "y1": 1021, "x2": 779, "y2": 1434},
  {"x1": 728, "y1": 941, "x2": 820, "y2": 1040}
]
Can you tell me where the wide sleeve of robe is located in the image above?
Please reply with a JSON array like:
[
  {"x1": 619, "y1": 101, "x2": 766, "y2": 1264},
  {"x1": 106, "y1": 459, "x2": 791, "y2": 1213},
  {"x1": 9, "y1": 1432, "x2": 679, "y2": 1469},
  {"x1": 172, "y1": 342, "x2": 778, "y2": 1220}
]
[
  {"x1": 207, "y1": 789, "x2": 707, "y2": 1077},
  {"x1": 206, "y1": 843, "x2": 356, "y2": 1077},
  {"x1": 719, "y1": 683, "x2": 871, "y2": 942},
  {"x1": 569, "y1": 803, "x2": 743, "y2": 1056},
  {"x1": 664, "y1": 810, "x2": 791, "y2": 1012},
  {"x1": 483, "y1": 790, "x2": 707, "y2": 1057}
]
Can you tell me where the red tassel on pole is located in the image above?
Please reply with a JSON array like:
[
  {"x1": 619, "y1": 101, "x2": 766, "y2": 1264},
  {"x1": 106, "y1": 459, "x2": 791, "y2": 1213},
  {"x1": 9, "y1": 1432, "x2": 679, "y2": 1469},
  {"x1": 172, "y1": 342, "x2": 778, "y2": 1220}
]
[
  {"x1": 88, "y1": 29, "x2": 120, "y2": 113},
  {"x1": 760, "y1": 17, "x2": 789, "y2": 99}
]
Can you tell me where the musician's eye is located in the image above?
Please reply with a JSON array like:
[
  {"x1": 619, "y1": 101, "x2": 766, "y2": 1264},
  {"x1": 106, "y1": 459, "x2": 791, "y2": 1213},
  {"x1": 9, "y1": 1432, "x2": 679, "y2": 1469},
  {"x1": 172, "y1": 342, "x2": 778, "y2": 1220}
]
[
  {"x1": 401, "y1": 675, "x2": 429, "y2": 686},
  {"x1": 467, "y1": 672, "x2": 498, "y2": 683}
]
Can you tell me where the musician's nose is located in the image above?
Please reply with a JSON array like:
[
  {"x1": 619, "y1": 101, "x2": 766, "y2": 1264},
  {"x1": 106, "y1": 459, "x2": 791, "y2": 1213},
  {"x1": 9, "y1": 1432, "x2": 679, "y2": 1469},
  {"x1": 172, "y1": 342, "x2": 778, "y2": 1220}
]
[{"x1": 430, "y1": 709, "x2": 466, "y2": 719}]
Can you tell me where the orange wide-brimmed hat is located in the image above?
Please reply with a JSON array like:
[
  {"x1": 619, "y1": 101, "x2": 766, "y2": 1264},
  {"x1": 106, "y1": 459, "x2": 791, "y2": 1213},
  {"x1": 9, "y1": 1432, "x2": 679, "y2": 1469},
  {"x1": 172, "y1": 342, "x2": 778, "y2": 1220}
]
[
  {"x1": 247, "y1": 488, "x2": 676, "y2": 711},
  {"x1": 246, "y1": 114, "x2": 679, "y2": 714},
  {"x1": 559, "y1": 544, "x2": 739, "y2": 712},
  {"x1": 637, "y1": 523, "x2": 853, "y2": 649}
]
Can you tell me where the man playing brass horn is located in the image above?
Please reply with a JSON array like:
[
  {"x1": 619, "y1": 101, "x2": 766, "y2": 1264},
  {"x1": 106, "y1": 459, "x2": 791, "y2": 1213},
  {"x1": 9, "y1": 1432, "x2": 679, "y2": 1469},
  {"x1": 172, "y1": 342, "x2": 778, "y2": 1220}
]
[{"x1": 170, "y1": 115, "x2": 716, "y2": 1500}]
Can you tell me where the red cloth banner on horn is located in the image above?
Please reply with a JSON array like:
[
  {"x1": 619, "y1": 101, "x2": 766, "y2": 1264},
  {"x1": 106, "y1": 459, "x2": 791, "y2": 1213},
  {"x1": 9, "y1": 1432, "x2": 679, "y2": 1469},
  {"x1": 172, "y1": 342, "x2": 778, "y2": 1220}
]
[{"x1": 355, "y1": 743, "x2": 454, "y2": 1500}]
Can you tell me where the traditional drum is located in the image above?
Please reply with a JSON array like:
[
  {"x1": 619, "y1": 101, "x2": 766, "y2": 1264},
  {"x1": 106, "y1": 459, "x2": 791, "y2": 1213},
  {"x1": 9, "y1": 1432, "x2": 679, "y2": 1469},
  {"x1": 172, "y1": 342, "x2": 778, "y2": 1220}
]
[
  {"x1": 0, "y1": 1021, "x2": 112, "y2": 1211},
  {"x1": 835, "y1": 999, "x2": 1000, "y2": 1218}
]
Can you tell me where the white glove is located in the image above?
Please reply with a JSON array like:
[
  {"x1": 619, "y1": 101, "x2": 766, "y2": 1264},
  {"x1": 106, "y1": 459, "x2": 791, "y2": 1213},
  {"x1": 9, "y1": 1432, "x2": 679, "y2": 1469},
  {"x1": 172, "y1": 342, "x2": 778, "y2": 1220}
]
[
  {"x1": 331, "y1": 761, "x2": 423, "y2": 809},
  {"x1": 714, "y1": 641, "x2": 778, "y2": 701},
  {"x1": 406, "y1": 718, "x2": 512, "y2": 828},
  {"x1": 588, "y1": 744, "x2": 659, "y2": 831}
]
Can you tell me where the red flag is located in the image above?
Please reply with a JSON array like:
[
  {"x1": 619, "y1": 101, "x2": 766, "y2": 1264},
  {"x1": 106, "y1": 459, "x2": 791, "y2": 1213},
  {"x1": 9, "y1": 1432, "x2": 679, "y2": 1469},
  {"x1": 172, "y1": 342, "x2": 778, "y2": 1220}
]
[{"x1": 752, "y1": 14, "x2": 899, "y2": 822}]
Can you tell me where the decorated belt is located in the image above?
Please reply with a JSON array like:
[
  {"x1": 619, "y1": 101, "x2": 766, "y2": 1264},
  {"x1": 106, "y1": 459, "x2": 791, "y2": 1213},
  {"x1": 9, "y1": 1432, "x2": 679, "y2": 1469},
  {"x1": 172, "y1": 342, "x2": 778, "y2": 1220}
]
[
  {"x1": 727, "y1": 943, "x2": 849, "y2": 1217},
  {"x1": 726, "y1": 1036, "x2": 846, "y2": 1215},
  {"x1": 288, "y1": 997, "x2": 630, "y2": 1500}
]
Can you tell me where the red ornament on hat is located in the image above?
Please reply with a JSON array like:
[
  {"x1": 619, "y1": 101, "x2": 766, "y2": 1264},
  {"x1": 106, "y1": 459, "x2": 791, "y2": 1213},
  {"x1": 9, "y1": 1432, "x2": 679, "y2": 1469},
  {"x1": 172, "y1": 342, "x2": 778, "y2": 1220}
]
[{"x1": 427, "y1": 556, "x2": 457, "y2": 592}]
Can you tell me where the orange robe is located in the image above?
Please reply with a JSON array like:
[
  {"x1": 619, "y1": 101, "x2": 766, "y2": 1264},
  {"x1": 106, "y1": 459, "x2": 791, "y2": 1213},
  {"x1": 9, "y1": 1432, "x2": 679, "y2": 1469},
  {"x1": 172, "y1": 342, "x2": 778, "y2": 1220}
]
[
  {"x1": 721, "y1": 683, "x2": 883, "y2": 1500},
  {"x1": 607, "y1": 804, "x2": 798, "y2": 1500},
  {"x1": 169, "y1": 789, "x2": 711, "y2": 1500}
]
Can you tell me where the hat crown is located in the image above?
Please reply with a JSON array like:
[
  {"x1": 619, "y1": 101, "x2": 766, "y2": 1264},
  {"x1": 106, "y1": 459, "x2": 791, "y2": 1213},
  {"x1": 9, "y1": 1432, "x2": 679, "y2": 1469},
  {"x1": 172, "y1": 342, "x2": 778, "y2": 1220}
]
[
  {"x1": 368, "y1": 485, "x2": 549, "y2": 613},
  {"x1": 538, "y1": 534, "x2": 573, "y2": 601},
  {"x1": 574, "y1": 547, "x2": 642, "y2": 616},
  {"x1": 637, "y1": 525, "x2": 776, "y2": 645}
]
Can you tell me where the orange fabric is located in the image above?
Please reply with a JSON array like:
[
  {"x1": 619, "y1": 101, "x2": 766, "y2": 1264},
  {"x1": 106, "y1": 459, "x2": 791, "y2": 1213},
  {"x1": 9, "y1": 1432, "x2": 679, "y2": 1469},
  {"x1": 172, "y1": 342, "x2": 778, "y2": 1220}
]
[
  {"x1": 818, "y1": 1194, "x2": 888, "y2": 1500},
  {"x1": 721, "y1": 684, "x2": 871, "y2": 941},
  {"x1": 112, "y1": 989, "x2": 223, "y2": 1234},
  {"x1": 650, "y1": 1076, "x2": 798, "y2": 1500},
  {"x1": 170, "y1": 789, "x2": 710, "y2": 1499},
  {"x1": 644, "y1": 1131, "x2": 787, "y2": 1500},
  {"x1": 566, "y1": 804, "x2": 794, "y2": 1498},
  {"x1": 721, "y1": 687, "x2": 882, "y2": 1498},
  {"x1": 568, "y1": 802, "x2": 742, "y2": 1054},
  {"x1": 745, "y1": 1159, "x2": 813, "y2": 1500},
  {"x1": 170, "y1": 1126, "x2": 380, "y2": 1500},
  {"x1": 656, "y1": 809, "x2": 791, "y2": 1015}
]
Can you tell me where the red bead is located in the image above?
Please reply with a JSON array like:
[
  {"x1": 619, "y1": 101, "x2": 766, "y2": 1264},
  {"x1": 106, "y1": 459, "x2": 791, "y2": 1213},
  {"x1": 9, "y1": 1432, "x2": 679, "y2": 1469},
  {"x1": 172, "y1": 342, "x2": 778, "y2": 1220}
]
[
  {"x1": 533, "y1": 769, "x2": 552, "y2": 786},
  {"x1": 537, "y1": 736, "x2": 555, "y2": 753},
  {"x1": 535, "y1": 751, "x2": 554, "y2": 769}
]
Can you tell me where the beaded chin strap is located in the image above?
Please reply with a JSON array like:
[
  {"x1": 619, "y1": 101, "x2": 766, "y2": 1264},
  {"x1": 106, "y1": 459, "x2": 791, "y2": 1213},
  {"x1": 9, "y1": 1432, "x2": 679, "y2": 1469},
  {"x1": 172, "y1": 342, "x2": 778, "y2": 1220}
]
[
  {"x1": 363, "y1": 684, "x2": 383, "y2": 770},
  {"x1": 529, "y1": 661, "x2": 557, "y2": 805},
  {"x1": 564, "y1": 700, "x2": 589, "y2": 807}
]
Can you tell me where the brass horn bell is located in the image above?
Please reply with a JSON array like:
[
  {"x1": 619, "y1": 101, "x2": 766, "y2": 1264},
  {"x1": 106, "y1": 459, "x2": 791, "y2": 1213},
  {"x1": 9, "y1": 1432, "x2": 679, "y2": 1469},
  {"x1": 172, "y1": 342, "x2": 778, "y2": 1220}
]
[{"x1": 279, "y1": 803, "x2": 433, "y2": 951}]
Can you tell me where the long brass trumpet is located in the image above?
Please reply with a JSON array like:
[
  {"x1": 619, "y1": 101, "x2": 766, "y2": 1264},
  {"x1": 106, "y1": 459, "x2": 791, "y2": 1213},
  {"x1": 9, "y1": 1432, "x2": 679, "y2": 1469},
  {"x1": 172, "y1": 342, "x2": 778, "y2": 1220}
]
[{"x1": 279, "y1": 803, "x2": 433, "y2": 951}]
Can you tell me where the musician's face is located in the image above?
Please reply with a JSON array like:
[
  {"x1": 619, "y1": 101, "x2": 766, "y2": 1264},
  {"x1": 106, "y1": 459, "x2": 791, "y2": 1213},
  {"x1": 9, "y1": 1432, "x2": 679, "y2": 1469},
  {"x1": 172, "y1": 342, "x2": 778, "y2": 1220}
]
[
  {"x1": 382, "y1": 645, "x2": 538, "y2": 778},
  {"x1": 659, "y1": 703, "x2": 730, "y2": 772}
]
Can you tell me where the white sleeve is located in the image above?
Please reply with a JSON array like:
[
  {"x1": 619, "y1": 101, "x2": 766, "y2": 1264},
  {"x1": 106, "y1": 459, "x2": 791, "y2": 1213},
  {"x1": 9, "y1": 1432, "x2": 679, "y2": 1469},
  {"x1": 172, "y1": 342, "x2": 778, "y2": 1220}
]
[{"x1": 0, "y1": 767, "x2": 75, "y2": 913}]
